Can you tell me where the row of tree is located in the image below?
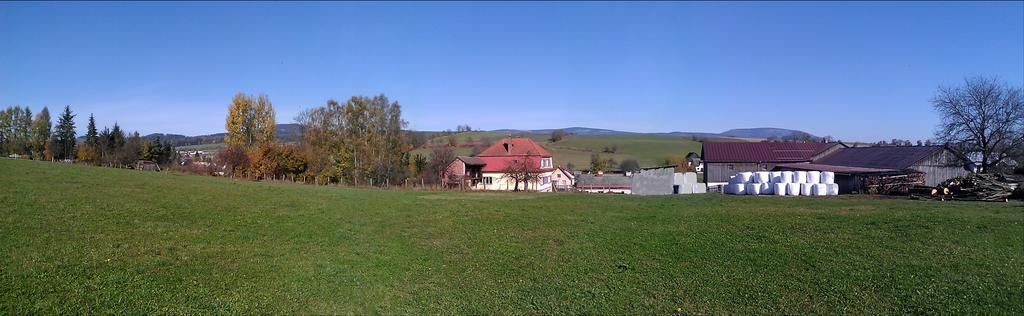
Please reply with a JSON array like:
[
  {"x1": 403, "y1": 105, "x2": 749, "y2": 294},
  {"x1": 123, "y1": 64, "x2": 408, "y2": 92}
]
[
  {"x1": 0, "y1": 105, "x2": 78, "y2": 161},
  {"x1": 0, "y1": 105, "x2": 175, "y2": 167},
  {"x1": 213, "y1": 93, "x2": 437, "y2": 186}
]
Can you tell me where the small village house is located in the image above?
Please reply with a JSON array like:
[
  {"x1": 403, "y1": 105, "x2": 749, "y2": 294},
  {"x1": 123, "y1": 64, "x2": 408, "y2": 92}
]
[
  {"x1": 443, "y1": 137, "x2": 555, "y2": 192},
  {"x1": 550, "y1": 166, "x2": 575, "y2": 191}
]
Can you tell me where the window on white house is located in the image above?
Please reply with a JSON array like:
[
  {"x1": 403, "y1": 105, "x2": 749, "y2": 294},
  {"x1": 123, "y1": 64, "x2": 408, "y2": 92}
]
[
  {"x1": 542, "y1": 176, "x2": 550, "y2": 185},
  {"x1": 541, "y1": 158, "x2": 552, "y2": 168},
  {"x1": 482, "y1": 177, "x2": 493, "y2": 185}
]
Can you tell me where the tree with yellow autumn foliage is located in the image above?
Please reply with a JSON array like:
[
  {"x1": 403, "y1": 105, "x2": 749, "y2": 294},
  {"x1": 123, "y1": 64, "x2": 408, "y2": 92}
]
[{"x1": 225, "y1": 93, "x2": 276, "y2": 148}]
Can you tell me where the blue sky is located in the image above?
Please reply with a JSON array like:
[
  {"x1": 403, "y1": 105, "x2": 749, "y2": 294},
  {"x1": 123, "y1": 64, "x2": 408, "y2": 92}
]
[{"x1": 2, "y1": 2, "x2": 1022, "y2": 141}]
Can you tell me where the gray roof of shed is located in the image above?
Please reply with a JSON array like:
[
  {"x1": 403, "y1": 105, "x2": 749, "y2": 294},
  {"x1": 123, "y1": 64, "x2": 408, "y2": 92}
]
[
  {"x1": 814, "y1": 146, "x2": 947, "y2": 170},
  {"x1": 456, "y1": 156, "x2": 486, "y2": 166}
]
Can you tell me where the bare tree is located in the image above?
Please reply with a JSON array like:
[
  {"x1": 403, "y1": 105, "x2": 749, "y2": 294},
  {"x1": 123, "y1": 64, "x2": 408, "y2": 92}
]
[
  {"x1": 501, "y1": 158, "x2": 540, "y2": 191},
  {"x1": 427, "y1": 145, "x2": 456, "y2": 184},
  {"x1": 932, "y1": 76, "x2": 1024, "y2": 173}
]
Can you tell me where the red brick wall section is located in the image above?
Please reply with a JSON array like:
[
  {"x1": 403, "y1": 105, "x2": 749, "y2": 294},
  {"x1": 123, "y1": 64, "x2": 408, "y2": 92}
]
[{"x1": 444, "y1": 160, "x2": 466, "y2": 182}]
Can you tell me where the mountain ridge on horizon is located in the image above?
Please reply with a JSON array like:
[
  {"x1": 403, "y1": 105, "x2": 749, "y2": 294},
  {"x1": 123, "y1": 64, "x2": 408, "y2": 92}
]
[{"x1": 144, "y1": 124, "x2": 819, "y2": 147}]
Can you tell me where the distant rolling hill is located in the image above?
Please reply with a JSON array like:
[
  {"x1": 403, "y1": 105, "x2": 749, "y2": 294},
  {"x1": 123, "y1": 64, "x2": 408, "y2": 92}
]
[
  {"x1": 490, "y1": 126, "x2": 817, "y2": 140},
  {"x1": 147, "y1": 124, "x2": 304, "y2": 147},
  {"x1": 718, "y1": 127, "x2": 818, "y2": 140},
  {"x1": 164, "y1": 125, "x2": 815, "y2": 166}
]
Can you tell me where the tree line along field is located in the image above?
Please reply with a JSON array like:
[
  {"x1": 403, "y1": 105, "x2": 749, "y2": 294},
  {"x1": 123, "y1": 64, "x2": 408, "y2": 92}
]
[
  {"x1": 410, "y1": 131, "x2": 705, "y2": 169},
  {"x1": 1, "y1": 158, "x2": 1021, "y2": 314}
]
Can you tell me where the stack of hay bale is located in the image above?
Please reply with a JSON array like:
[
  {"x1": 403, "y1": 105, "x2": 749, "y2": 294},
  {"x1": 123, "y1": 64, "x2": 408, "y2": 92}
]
[
  {"x1": 674, "y1": 172, "x2": 707, "y2": 194},
  {"x1": 724, "y1": 170, "x2": 838, "y2": 196}
]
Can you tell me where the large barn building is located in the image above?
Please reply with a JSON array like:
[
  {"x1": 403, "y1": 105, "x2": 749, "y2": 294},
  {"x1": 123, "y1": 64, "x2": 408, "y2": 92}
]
[
  {"x1": 702, "y1": 142, "x2": 973, "y2": 193},
  {"x1": 775, "y1": 145, "x2": 972, "y2": 193},
  {"x1": 701, "y1": 142, "x2": 845, "y2": 187}
]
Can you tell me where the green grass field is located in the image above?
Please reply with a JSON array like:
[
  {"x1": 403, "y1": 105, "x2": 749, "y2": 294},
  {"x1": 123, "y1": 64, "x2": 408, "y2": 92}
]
[
  {"x1": 523, "y1": 134, "x2": 702, "y2": 168},
  {"x1": 413, "y1": 132, "x2": 703, "y2": 169},
  {"x1": 1, "y1": 159, "x2": 1022, "y2": 314}
]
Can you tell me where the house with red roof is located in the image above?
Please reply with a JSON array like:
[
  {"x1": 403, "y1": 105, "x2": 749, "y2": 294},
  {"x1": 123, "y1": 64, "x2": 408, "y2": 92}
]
[{"x1": 443, "y1": 137, "x2": 555, "y2": 192}]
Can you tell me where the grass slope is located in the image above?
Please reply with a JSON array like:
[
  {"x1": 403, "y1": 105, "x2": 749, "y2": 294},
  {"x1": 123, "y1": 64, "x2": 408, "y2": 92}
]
[
  {"x1": 1, "y1": 159, "x2": 1021, "y2": 314},
  {"x1": 523, "y1": 134, "x2": 702, "y2": 168},
  {"x1": 414, "y1": 132, "x2": 702, "y2": 169}
]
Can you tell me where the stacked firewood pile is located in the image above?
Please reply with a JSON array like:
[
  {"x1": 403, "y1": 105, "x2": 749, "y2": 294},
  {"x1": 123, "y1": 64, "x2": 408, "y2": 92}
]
[
  {"x1": 862, "y1": 172, "x2": 925, "y2": 195},
  {"x1": 918, "y1": 173, "x2": 1021, "y2": 202}
]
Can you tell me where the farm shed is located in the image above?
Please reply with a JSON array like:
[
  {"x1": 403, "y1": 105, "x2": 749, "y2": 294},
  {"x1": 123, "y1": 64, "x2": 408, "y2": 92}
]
[
  {"x1": 774, "y1": 145, "x2": 972, "y2": 193},
  {"x1": 576, "y1": 173, "x2": 632, "y2": 194},
  {"x1": 135, "y1": 160, "x2": 161, "y2": 172},
  {"x1": 774, "y1": 163, "x2": 923, "y2": 194},
  {"x1": 812, "y1": 146, "x2": 972, "y2": 186},
  {"x1": 701, "y1": 142, "x2": 845, "y2": 188}
]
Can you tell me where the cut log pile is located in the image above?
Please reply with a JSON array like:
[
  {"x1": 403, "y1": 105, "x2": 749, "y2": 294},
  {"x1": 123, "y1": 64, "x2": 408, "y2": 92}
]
[
  {"x1": 861, "y1": 172, "x2": 924, "y2": 195},
  {"x1": 918, "y1": 173, "x2": 1021, "y2": 202}
]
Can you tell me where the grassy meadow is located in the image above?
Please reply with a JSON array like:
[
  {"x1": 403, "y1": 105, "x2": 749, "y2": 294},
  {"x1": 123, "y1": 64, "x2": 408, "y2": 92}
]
[
  {"x1": 412, "y1": 132, "x2": 703, "y2": 169},
  {"x1": 1, "y1": 158, "x2": 1022, "y2": 314}
]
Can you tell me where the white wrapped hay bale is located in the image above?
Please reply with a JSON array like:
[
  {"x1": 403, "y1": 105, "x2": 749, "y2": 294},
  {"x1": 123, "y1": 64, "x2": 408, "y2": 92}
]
[
  {"x1": 731, "y1": 183, "x2": 746, "y2": 195},
  {"x1": 754, "y1": 172, "x2": 771, "y2": 183},
  {"x1": 746, "y1": 183, "x2": 761, "y2": 195},
  {"x1": 770, "y1": 171, "x2": 783, "y2": 183},
  {"x1": 821, "y1": 172, "x2": 835, "y2": 184},
  {"x1": 807, "y1": 171, "x2": 821, "y2": 184},
  {"x1": 827, "y1": 183, "x2": 839, "y2": 195},
  {"x1": 780, "y1": 171, "x2": 794, "y2": 183},
  {"x1": 683, "y1": 172, "x2": 698, "y2": 184},
  {"x1": 761, "y1": 183, "x2": 773, "y2": 195},
  {"x1": 800, "y1": 183, "x2": 813, "y2": 195},
  {"x1": 680, "y1": 184, "x2": 693, "y2": 194},
  {"x1": 692, "y1": 183, "x2": 707, "y2": 194},
  {"x1": 774, "y1": 183, "x2": 787, "y2": 196},
  {"x1": 812, "y1": 183, "x2": 827, "y2": 196},
  {"x1": 787, "y1": 183, "x2": 800, "y2": 196},
  {"x1": 794, "y1": 171, "x2": 808, "y2": 184},
  {"x1": 737, "y1": 172, "x2": 753, "y2": 183}
]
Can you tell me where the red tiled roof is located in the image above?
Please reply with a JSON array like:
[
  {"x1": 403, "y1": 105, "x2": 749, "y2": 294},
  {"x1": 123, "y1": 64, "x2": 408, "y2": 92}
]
[
  {"x1": 478, "y1": 156, "x2": 553, "y2": 173},
  {"x1": 701, "y1": 142, "x2": 839, "y2": 163},
  {"x1": 477, "y1": 137, "x2": 552, "y2": 157}
]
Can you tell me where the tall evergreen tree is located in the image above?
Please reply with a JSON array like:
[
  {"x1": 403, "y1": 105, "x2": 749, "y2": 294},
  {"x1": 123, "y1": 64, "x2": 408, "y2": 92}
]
[
  {"x1": 85, "y1": 113, "x2": 99, "y2": 146},
  {"x1": 54, "y1": 105, "x2": 77, "y2": 160}
]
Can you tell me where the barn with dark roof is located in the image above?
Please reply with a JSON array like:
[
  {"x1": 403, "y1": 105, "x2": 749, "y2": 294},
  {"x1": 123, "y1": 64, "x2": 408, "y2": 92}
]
[
  {"x1": 700, "y1": 142, "x2": 845, "y2": 185},
  {"x1": 776, "y1": 145, "x2": 972, "y2": 192},
  {"x1": 702, "y1": 141, "x2": 973, "y2": 193}
]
